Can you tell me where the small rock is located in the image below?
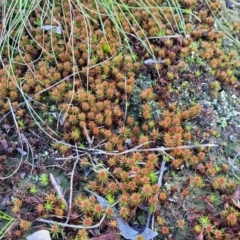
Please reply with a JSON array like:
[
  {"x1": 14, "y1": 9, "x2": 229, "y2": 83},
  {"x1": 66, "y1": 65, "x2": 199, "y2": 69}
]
[
  {"x1": 225, "y1": 0, "x2": 235, "y2": 9},
  {"x1": 20, "y1": 172, "x2": 26, "y2": 180},
  {"x1": 0, "y1": 195, "x2": 9, "y2": 210},
  {"x1": 26, "y1": 230, "x2": 52, "y2": 240}
]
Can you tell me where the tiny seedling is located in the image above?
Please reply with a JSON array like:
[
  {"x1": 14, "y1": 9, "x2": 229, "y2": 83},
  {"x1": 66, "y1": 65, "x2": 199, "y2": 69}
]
[
  {"x1": 18, "y1": 119, "x2": 25, "y2": 129},
  {"x1": 39, "y1": 173, "x2": 49, "y2": 186}
]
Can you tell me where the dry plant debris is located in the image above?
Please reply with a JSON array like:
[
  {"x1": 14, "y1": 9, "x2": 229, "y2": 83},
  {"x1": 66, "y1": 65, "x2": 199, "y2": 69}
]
[{"x1": 0, "y1": 0, "x2": 240, "y2": 239}]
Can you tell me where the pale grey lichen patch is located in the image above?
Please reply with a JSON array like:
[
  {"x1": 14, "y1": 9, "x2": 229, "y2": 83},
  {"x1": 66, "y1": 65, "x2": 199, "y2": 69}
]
[
  {"x1": 148, "y1": 100, "x2": 162, "y2": 119},
  {"x1": 128, "y1": 74, "x2": 156, "y2": 119},
  {"x1": 176, "y1": 77, "x2": 240, "y2": 143}
]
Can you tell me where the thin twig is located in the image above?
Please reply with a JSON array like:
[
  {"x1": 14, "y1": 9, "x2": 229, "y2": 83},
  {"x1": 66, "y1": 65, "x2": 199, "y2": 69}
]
[
  {"x1": 49, "y1": 173, "x2": 68, "y2": 209},
  {"x1": 157, "y1": 160, "x2": 167, "y2": 188},
  {"x1": 81, "y1": 143, "x2": 218, "y2": 156},
  {"x1": 0, "y1": 101, "x2": 27, "y2": 124},
  {"x1": 124, "y1": 76, "x2": 128, "y2": 125},
  {"x1": 150, "y1": 159, "x2": 168, "y2": 239},
  {"x1": 65, "y1": 144, "x2": 81, "y2": 224},
  {"x1": 54, "y1": 155, "x2": 79, "y2": 161},
  {"x1": 20, "y1": 133, "x2": 34, "y2": 175},
  {"x1": 38, "y1": 213, "x2": 106, "y2": 229},
  {"x1": 228, "y1": 153, "x2": 240, "y2": 180},
  {"x1": 37, "y1": 72, "x2": 80, "y2": 95},
  {"x1": 83, "y1": 124, "x2": 94, "y2": 147}
]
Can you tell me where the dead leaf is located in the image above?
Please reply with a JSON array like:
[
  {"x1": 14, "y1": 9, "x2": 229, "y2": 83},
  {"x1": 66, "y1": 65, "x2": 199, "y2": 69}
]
[
  {"x1": 195, "y1": 229, "x2": 203, "y2": 240},
  {"x1": 0, "y1": 137, "x2": 8, "y2": 149},
  {"x1": 85, "y1": 189, "x2": 158, "y2": 240},
  {"x1": 176, "y1": 35, "x2": 183, "y2": 45},
  {"x1": 232, "y1": 186, "x2": 240, "y2": 201},
  {"x1": 116, "y1": 216, "x2": 139, "y2": 239},
  {"x1": 141, "y1": 227, "x2": 159, "y2": 239},
  {"x1": 204, "y1": 199, "x2": 216, "y2": 213},
  {"x1": 89, "y1": 228, "x2": 100, "y2": 237},
  {"x1": 16, "y1": 148, "x2": 27, "y2": 156},
  {"x1": 186, "y1": 212, "x2": 200, "y2": 222},
  {"x1": 90, "y1": 230, "x2": 117, "y2": 240},
  {"x1": 224, "y1": 201, "x2": 229, "y2": 210},
  {"x1": 41, "y1": 25, "x2": 62, "y2": 34},
  {"x1": 2, "y1": 124, "x2": 12, "y2": 134},
  {"x1": 231, "y1": 199, "x2": 240, "y2": 210},
  {"x1": 182, "y1": 176, "x2": 191, "y2": 189}
]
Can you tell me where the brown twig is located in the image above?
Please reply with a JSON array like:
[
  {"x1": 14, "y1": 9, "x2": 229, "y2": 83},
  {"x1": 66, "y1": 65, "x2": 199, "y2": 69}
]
[{"x1": 81, "y1": 143, "x2": 218, "y2": 156}]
